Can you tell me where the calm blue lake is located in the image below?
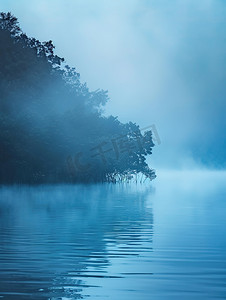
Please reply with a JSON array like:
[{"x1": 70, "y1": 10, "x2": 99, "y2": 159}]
[{"x1": 0, "y1": 171, "x2": 226, "y2": 299}]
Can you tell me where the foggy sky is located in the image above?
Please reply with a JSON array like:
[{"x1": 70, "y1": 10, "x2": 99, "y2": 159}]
[{"x1": 1, "y1": 0, "x2": 226, "y2": 169}]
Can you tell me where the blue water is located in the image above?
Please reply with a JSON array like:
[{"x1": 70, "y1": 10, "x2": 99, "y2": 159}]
[{"x1": 0, "y1": 171, "x2": 226, "y2": 299}]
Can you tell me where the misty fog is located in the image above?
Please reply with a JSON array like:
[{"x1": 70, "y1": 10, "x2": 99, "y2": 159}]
[{"x1": 2, "y1": 0, "x2": 225, "y2": 170}]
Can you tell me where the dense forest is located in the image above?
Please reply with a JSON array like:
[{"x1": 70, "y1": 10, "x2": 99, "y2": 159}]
[{"x1": 0, "y1": 12, "x2": 156, "y2": 184}]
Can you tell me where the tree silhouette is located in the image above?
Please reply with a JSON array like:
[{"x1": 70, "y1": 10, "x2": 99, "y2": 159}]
[{"x1": 0, "y1": 12, "x2": 156, "y2": 183}]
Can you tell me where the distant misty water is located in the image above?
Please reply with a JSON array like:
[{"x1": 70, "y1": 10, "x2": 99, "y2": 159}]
[{"x1": 0, "y1": 171, "x2": 226, "y2": 300}]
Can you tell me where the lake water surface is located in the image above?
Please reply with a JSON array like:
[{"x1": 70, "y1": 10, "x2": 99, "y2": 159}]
[{"x1": 0, "y1": 171, "x2": 226, "y2": 299}]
